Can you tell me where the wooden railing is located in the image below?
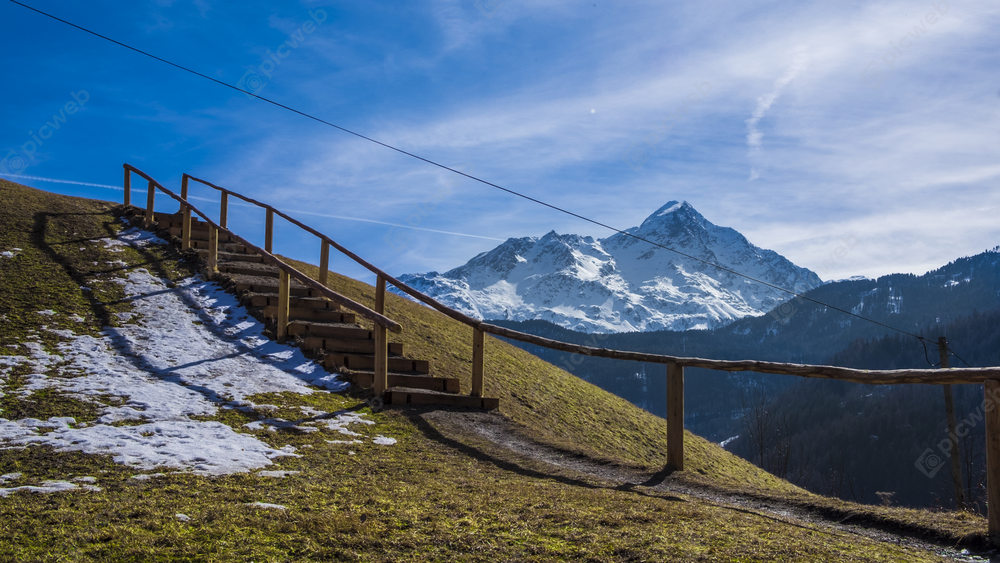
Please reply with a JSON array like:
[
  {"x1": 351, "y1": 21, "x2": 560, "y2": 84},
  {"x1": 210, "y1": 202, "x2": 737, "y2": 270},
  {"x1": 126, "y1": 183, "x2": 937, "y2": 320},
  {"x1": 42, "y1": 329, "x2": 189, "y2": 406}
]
[{"x1": 125, "y1": 164, "x2": 1000, "y2": 534}]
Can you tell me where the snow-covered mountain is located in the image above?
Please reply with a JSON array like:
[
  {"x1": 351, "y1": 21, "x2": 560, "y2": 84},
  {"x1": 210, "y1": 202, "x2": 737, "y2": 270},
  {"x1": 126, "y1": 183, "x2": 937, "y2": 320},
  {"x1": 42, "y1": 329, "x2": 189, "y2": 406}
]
[{"x1": 397, "y1": 201, "x2": 823, "y2": 333}]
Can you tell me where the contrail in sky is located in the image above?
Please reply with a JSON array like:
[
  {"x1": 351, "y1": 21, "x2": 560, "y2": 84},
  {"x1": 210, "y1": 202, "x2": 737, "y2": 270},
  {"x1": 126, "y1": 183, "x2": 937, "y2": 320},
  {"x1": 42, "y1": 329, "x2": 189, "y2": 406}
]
[{"x1": 0, "y1": 172, "x2": 503, "y2": 241}]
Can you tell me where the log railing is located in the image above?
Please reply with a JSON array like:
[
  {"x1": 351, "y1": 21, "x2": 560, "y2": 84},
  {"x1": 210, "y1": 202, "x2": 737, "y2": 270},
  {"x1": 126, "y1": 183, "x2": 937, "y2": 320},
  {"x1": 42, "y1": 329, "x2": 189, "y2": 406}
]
[
  {"x1": 123, "y1": 165, "x2": 402, "y2": 341},
  {"x1": 125, "y1": 164, "x2": 1000, "y2": 534}
]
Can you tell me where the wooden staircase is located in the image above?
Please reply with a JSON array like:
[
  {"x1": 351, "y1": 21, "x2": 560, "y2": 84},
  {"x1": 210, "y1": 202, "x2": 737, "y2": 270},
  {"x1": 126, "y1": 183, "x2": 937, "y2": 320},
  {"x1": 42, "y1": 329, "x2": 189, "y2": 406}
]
[{"x1": 140, "y1": 210, "x2": 499, "y2": 409}]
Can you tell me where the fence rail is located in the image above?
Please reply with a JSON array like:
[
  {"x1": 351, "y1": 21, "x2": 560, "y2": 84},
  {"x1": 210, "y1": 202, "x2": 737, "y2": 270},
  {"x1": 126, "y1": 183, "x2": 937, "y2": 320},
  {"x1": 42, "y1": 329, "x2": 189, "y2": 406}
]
[{"x1": 125, "y1": 164, "x2": 1000, "y2": 535}]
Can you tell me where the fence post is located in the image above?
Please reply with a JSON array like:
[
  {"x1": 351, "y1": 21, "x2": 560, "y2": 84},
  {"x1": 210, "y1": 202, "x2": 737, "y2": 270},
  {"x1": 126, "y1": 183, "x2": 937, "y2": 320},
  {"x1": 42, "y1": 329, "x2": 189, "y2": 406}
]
[
  {"x1": 319, "y1": 240, "x2": 330, "y2": 286},
  {"x1": 265, "y1": 208, "x2": 274, "y2": 254},
  {"x1": 180, "y1": 176, "x2": 192, "y2": 249},
  {"x1": 472, "y1": 328, "x2": 485, "y2": 397},
  {"x1": 940, "y1": 337, "x2": 965, "y2": 510},
  {"x1": 207, "y1": 225, "x2": 218, "y2": 277},
  {"x1": 277, "y1": 270, "x2": 290, "y2": 343},
  {"x1": 144, "y1": 181, "x2": 155, "y2": 228},
  {"x1": 985, "y1": 379, "x2": 1000, "y2": 536},
  {"x1": 373, "y1": 276, "x2": 388, "y2": 396},
  {"x1": 667, "y1": 362, "x2": 684, "y2": 471},
  {"x1": 220, "y1": 191, "x2": 229, "y2": 229},
  {"x1": 181, "y1": 204, "x2": 192, "y2": 250},
  {"x1": 123, "y1": 167, "x2": 130, "y2": 206}
]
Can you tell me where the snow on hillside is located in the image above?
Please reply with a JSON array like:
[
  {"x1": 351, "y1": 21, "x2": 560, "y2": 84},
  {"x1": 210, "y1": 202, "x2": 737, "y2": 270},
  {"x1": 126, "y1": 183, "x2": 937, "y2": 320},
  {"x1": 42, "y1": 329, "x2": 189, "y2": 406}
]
[
  {"x1": 398, "y1": 201, "x2": 822, "y2": 333},
  {"x1": 0, "y1": 227, "x2": 394, "y2": 493}
]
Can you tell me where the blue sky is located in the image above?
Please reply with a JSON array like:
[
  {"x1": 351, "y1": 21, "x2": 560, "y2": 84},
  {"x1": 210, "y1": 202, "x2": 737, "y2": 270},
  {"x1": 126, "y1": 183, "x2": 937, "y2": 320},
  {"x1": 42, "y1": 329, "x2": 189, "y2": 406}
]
[{"x1": 1, "y1": 0, "x2": 998, "y2": 284}]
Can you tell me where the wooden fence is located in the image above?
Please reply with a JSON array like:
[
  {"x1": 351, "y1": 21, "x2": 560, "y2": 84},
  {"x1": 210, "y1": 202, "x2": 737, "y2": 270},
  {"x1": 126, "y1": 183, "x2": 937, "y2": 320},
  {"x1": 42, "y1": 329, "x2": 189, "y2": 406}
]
[{"x1": 124, "y1": 163, "x2": 1000, "y2": 534}]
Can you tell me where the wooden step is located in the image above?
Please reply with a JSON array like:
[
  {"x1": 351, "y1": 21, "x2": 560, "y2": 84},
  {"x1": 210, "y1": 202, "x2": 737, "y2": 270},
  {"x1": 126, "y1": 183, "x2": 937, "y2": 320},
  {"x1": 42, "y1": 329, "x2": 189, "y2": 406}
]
[
  {"x1": 352, "y1": 373, "x2": 460, "y2": 393},
  {"x1": 385, "y1": 389, "x2": 499, "y2": 410},
  {"x1": 303, "y1": 336, "x2": 402, "y2": 355},
  {"x1": 235, "y1": 281, "x2": 319, "y2": 298},
  {"x1": 194, "y1": 242, "x2": 252, "y2": 254},
  {"x1": 168, "y1": 226, "x2": 238, "y2": 243},
  {"x1": 324, "y1": 353, "x2": 429, "y2": 374},
  {"x1": 212, "y1": 252, "x2": 264, "y2": 263},
  {"x1": 262, "y1": 307, "x2": 355, "y2": 324},
  {"x1": 219, "y1": 263, "x2": 280, "y2": 278},
  {"x1": 250, "y1": 295, "x2": 342, "y2": 310},
  {"x1": 288, "y1": 321, "x2": 372, "y2": 341}
]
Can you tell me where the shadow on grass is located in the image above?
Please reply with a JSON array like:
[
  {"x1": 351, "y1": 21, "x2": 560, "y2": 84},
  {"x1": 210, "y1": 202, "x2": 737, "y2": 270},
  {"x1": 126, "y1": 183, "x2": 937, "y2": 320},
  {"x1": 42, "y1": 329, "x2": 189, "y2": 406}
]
[{"x1": 402, "y1": 406, "x2": 685, "y2": 503}]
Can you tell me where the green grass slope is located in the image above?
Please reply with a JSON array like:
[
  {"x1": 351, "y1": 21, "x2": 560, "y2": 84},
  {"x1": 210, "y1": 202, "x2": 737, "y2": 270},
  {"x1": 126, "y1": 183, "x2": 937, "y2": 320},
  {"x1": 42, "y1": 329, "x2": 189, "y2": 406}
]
[{"x1": 0, "y1": 179, "x2": 976, "y2": 561}]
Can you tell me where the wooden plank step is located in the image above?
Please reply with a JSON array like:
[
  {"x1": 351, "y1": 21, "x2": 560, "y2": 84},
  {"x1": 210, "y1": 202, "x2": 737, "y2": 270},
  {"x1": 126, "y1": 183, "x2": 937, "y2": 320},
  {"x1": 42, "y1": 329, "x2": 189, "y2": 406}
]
[
  {"x1": 352, "y1": 373, "x2": 460, "y2": 393},
  {"x1": 194, "y1": 242, "x2": 252, "y2": 254},
  {"x1": 385, "y1": 389, "x2": 499, "y2": 410},
  {"x1": 324, "y1": 353, "x2": 429, "y2": 374},
  {"x1": 250, "y1": 295, "x2": 342, "y2": 310},
  {"x1": 234, "y1": 281, "x2": 318, "y2": 298},
  {"x1": 288, "y1": 322, "x2": 372, "y2": 341},
  {"x1": 168, "y1": 226, "x2": 238, "y2": 243},
  {"x1": 211, "y1": 252, "x2": 264, "y2": 263},
  {"x1": 219, "y1": 264, "x2": 280, "y2": 278},
  {"x1": 262, "y1": 307, "x2": 355, "y2": 324},
  {"x1": 303, "y1": 336, "x2": 402, "y2": 355}
]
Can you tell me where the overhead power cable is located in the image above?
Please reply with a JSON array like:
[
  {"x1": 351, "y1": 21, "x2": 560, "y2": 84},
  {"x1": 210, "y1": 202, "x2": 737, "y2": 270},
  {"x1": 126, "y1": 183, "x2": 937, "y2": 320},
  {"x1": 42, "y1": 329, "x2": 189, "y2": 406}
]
[{"x1": 7, "y1": 0, "x2": 936, "y2": 349}]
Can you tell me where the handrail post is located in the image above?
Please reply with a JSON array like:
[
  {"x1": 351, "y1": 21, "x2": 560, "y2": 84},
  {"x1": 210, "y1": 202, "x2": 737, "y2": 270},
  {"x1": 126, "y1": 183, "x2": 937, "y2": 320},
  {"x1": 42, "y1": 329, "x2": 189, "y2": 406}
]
[
  {"x1": 265, "y1": 208, "x2": 274, "y2": 254},
  {"x1": 373, "y1": 276, "x2": 388, "y2": 396},
  {"x1": 207, "y1": 225, "x2": 218, "y2": 277},
  {"x1": 472, "y1": 328, "x2": 485, "y2": 397},
  {"x1": 144, "y1": 180, "x2": 155, "y2": 227},
  {"x1": 986, "y1": 379, "x2": 1000, "y2": 536},
  {"x1": 123, "y1": 167, "x2": 131, "y2": 206},
  {"x1": 940, "y1": 337, "x2": 965, "y2": 510},
  {"x1": 181, "y1": 204, "x2": 192, "y2": 250},
  {"x1": 319, "y1": 240, "x2": 330, "y2": 286},
  {"x1": 180, "y1": 175, "x2": 192, "y2": 250},
  {"x1": 277, "y1": 270, "x2": 290, "y2": 343},
  {"x1": 667, "y1": 362, "x2": 684, "y2": 471},
  {"x1": 220, "y1": 191, "x2": 229, "y2": 229}
]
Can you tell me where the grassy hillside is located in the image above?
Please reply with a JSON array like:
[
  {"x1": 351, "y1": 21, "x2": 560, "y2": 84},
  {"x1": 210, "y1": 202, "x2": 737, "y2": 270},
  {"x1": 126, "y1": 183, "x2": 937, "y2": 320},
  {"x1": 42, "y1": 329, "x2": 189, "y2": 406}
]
[
  {"x1": 0, "y1": 178, "x2": 979, "y2": 561},
  {"x1": 284, "y1": 255, "x2": 796, "y2": 493}
]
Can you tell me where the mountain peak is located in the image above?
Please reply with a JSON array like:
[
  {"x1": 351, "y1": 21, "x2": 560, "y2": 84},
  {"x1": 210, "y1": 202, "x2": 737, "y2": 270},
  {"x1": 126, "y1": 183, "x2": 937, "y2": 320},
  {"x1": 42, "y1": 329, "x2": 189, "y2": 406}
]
[
  {"x1": 397, "y1": 200, "x2": 822, "y2": 333},
  {"x1": 653, "y1": 200, "x2": 687, "y2": 216},
  {"x1": 632, "y1": 200, "x2": 708, "y2": 237}
]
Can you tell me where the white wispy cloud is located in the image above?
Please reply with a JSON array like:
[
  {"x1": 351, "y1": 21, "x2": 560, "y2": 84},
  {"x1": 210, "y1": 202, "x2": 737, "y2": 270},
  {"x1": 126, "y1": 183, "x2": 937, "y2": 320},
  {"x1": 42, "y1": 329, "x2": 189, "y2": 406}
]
[{"x1": 745, "y1": 48, "x2": 809, "y2": 181}]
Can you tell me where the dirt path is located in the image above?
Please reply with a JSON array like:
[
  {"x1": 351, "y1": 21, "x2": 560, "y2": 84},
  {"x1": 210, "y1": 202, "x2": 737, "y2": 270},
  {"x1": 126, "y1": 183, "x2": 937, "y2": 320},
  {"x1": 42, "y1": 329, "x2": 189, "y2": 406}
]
[{"x1": 410, "y1": 408, "x2": 996, "y2": 563}]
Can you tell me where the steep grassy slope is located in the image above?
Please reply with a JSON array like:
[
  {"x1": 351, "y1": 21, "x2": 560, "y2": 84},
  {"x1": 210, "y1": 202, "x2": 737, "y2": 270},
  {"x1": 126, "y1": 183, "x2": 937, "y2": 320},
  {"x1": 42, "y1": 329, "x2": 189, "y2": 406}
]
[
  {"x1": 283, "y1": 256, "x2": 795, "y2": 493},
  {"x1": 0, "y1": 179, "x2": 976, "y2": 561}
]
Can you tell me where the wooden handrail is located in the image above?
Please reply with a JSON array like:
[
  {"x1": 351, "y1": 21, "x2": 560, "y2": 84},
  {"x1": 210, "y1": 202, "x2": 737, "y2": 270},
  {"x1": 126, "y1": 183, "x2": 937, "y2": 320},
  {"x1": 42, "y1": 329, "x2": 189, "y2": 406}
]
[
  {"x1": 124, "y1": 165, "x2": 402, "y2": 334},
  {"x1": 178, "y1": 171, "x2": 1000, "y2": 386}
]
